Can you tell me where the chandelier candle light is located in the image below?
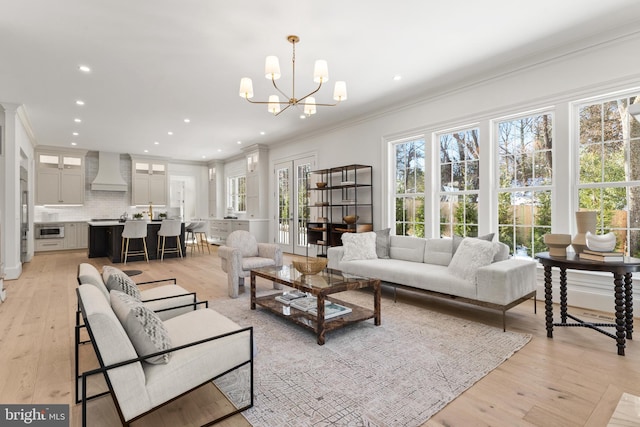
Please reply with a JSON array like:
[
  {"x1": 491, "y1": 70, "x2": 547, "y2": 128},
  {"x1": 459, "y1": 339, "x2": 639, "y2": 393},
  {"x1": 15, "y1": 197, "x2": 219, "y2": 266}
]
[{"x1": 239, "y1": 35, "x2": 347, "y2": 116}]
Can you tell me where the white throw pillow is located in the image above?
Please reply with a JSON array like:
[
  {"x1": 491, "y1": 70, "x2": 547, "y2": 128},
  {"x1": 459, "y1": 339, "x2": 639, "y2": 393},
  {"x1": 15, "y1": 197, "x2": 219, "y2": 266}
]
[
  {"x1": 448, "y1": 237, "x2": 498, "y2": 284},
  {"x1": 341, "y1": 232, "x2": 378, "y2": 261},
  {"x1": 110, "y1": 290, "x2": 172, "y2": 364}
]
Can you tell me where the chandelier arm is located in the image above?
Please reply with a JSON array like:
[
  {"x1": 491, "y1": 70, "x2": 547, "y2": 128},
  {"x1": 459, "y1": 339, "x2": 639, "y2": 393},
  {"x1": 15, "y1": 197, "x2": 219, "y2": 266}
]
[
  {"x1": 296, "y1": 81, "x2": 323, "y2": 104},
  {"x1": 274, "y1": 104, "x2": 293, "y2": 116},
  {"x1": 271, "y1": 77, "x2": 290, "y2": 101},
  {"x1": 312, "y1": 100, "x2": 343, "y2": 107},
  {"x1": 243, "y1": 98, "x2": 295, "y2": 105}
]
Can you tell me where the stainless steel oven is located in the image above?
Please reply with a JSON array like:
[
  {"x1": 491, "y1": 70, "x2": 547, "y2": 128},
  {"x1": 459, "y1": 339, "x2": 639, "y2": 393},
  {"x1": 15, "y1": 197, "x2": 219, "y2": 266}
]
[{"x1": 34, "y1": 224, "x2": 64, "y2": 239}]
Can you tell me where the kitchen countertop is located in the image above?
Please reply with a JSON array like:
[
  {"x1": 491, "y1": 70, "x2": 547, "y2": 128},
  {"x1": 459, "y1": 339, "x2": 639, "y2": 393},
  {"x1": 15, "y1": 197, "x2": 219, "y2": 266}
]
[{"x1": 87, "y1": 220, "x2": 183, "y2": 226}]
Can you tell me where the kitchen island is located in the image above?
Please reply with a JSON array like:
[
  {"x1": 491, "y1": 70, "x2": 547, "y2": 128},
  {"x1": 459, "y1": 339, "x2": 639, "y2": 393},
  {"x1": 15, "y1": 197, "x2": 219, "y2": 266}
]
[{"x1": 88, "y1": 220, "x2": 186, "y2": 262}]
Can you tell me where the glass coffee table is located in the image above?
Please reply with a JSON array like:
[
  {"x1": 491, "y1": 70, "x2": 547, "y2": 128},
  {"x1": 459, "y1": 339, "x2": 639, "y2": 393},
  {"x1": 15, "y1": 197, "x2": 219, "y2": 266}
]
[{"x1": 250, "y1": 265, "x2": 381, "y2": 345}]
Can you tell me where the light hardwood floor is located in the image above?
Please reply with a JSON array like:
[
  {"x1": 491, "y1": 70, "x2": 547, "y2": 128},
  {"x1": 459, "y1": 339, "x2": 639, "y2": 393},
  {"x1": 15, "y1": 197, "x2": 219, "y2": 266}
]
[{"x1": 1, "y1": 247, "x2": 639, "y2": 426}]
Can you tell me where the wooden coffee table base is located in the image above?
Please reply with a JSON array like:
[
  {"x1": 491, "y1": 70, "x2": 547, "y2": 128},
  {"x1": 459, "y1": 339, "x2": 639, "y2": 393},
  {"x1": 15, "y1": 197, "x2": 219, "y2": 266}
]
[{"x1": 250, "y1": 266, "x2": 381, "y2": 345}]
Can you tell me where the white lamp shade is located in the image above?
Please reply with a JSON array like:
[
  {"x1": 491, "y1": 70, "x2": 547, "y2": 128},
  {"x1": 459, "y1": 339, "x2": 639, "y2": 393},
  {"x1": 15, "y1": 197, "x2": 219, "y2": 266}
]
[
  {"x1": 265, "y1": 56, "x2": 281, "y2": 80},
  {"x1": 333, "y1": 81, "x2": 347, "y2": 101},
  {"x1": 304, "y1": 97, "x2": 317, "y2": 115},
  {"x1": 313, "y1": 60, "x2": 329, "y2": 83},
  {"x1": 239, "y1": 78, "x2": 254, "y2": 99},
  {"x1": 268, "y1": 95, "x2": 281, "y2": 114}
]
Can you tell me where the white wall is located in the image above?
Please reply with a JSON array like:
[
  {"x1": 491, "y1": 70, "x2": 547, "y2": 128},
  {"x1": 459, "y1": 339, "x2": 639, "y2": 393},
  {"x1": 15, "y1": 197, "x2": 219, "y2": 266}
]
[{"x1": 265, "y1": 30, "x2": 640, "y2": 312}]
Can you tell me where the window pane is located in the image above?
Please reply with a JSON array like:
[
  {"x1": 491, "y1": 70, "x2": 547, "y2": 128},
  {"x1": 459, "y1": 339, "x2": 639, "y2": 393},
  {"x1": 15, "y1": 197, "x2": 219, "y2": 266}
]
[{"x1": 579, "y1": 104, "x2": 602, "y2": 144}]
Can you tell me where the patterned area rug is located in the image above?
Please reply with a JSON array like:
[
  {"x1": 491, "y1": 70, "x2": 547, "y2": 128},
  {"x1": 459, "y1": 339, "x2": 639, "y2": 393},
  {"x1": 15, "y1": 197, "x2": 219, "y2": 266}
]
[{"x1": 211, "y1": 290, "x2": 531, "y2": 427}]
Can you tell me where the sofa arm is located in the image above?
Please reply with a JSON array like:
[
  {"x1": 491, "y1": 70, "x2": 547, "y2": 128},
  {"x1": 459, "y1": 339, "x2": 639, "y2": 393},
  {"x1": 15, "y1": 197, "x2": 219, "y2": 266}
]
[
  {"x1": 327, "y1": 246, "x2": 345, "y2": 270},
  {"x1": 257, "y1": 243, "x2": 283, "y2": 267},
  {"x1": 476, "y1": 258, "x2": 537, "y2": 306}
]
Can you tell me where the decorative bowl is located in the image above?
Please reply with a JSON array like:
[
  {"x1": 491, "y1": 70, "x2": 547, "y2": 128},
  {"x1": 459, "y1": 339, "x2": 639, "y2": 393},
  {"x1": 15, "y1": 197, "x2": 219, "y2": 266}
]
[
  {"x1": 586, "y1": 231, "x2": 617, "y2": 252},
  {"x1": 343, "y1": 215, "x2": 358, "y2": 224},
  {"x1": 316, "y1": 182, "x2": 327, "y2": 188},
  {"x1": 292, "y1": 258, "x2": 328, "y2": 275},
  {"x1": 543, "y1": 233, "x2": 572, "y2": 257}
]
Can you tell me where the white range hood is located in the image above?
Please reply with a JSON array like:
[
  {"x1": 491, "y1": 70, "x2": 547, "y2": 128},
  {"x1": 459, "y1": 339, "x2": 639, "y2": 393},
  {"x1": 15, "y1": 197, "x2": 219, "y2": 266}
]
[{"x1": 91, "y1": 151, "x2": 128, "y2": 191}]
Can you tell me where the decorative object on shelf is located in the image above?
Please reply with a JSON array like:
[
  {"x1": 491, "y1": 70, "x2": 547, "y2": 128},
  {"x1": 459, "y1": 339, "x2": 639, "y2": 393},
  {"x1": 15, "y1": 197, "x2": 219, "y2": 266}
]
[
  {"x1": 158, "y1": 212, "x2": 168, "y2": 220},
  {"x1": 292, "y1": 258, "x2": 328, "y2": 276},
  {"x1": 343, "y1": 215, "x2": 358, "y2": 224},
  {"x1": 585, "y1": 231, "x2": 617, "y2": 252},
  {"x1": 238, "y1": 35, "x2": 347, "y2": 117},
  {"x1": 133, "y1": 213, "x2": 143, "y2": 220},
  {"x1": 543, "y1": 233, "x2": 572, "y2": 257},
  {"x1": 316, "y1": 182, "x2": 327, "y2": 188},
  {"x1": 572, "y1": 211, "x2": 597, "y2": 254}
]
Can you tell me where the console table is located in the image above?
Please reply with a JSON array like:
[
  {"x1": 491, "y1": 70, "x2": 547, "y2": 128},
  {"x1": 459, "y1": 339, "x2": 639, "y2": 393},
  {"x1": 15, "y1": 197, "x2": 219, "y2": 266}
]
[{"x1": 535, "y1": 252, "x2": 640, "y2": 356}]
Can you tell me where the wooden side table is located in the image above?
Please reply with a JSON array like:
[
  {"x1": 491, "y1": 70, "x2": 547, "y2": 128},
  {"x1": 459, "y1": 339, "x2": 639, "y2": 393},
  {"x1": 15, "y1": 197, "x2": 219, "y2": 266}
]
[{"x1": 535, "y1": 252, "x2": 640, "y2": 355}]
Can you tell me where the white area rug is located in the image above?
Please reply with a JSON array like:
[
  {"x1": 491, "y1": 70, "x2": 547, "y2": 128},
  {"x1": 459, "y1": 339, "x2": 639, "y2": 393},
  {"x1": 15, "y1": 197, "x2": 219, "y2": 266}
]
[{"x1": 211, "y1": 290, "x2": 531, "y2": 427}]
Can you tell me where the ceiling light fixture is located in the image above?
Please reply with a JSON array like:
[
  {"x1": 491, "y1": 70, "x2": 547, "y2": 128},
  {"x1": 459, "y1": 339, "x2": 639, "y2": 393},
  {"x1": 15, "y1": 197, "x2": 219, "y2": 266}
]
[
  {"x1": 74, "y1": 118, "x2": 82, "y2": 123},
  {"x1": 78, "y1": 65, "x2": 91, "y2": 73},
  {"x1": 239, "y1": 35, "x2": 347, "y2": 117},
  {"x1": 75, "y1": 100, "x2": 85, "y2": 106}
]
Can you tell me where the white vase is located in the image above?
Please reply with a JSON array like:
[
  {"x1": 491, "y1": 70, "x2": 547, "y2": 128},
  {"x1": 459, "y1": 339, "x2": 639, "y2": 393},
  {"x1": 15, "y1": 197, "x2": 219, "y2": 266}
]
[
  {"x1": 572, "y1": 211, "x2": 597, "y2": 254},
  {"x1": 585, "y1": 231, "x2": 617, "y2": 252}
]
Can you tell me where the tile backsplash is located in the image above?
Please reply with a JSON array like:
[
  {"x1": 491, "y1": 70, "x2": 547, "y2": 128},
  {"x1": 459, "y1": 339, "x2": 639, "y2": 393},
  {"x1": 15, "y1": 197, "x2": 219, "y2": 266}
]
[{"x1": 34, "y1": 152, "x2": 180, "y2": 222}]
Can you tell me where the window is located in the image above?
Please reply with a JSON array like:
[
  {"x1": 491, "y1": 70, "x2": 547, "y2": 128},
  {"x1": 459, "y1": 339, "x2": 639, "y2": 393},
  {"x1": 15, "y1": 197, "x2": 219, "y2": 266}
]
[
  {"x1": 577, "y1": 94, "x2": 640, "y2": 256},
  {"x1": 439, "y1": 128, "x2": 480, "y2": 237},
  {"x1": 497, "y1": 112, "x2": 553, "y2": 256},
  {"x1": 393, "y1": 137, "x2": 426, "y2": 237},
  {"x1": 227, "y1": 175, "x2": 246, "y2": 212}
]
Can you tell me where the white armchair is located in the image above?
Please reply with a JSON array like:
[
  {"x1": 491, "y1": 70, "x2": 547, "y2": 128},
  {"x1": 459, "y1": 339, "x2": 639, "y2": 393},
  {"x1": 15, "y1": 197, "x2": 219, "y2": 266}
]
[{"x1": 218, "y1": 230, "x2": 283, "y2": 298}]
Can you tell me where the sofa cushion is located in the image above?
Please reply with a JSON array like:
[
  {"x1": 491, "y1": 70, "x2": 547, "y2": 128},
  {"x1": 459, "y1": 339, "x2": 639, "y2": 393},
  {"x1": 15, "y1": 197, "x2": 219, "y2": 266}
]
[
  {"x1": 342, "y1": 232, "x2": 378, "y2": 261},
  {"x1": 448, "y1": 237, "x2": 497, "y2": 284},
  {"x1": 103, "y1": 265, "x2": 125, "y2": 283},
  {"x1": 424, "y1": 238, "x2": 453, "y2": 266},
  {"x1": 452, "y1": 233, "x2": 494, "y2": 256},
  {"x1": 111, "y1": 290, "x2": 172, "y2": 364},
  {"x1": 106, "y1": 271, "x2": 142, "y2": 301},
  {"x1": 374, "y1": 228, "x2": 391, "y2": 259},
  {"x1": 78, "y1": 263, "x2": 110, "y2": 300},
  {"x1": 389, "y1": 235, "x2": 426, "y2": 262}
]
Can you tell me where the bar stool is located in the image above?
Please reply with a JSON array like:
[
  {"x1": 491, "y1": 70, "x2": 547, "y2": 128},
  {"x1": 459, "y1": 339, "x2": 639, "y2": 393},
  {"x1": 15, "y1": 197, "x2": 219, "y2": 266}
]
[
  {"x1": 192, "y1": 221, "x2": 211, "y2": 254},
  {"x1": 185, "y1": 222, "x2": 197, "y2": 251},
  {"x1": 121, "y1": 220, "x2": 149, "y2": 264},
  {"x1": 157, "y1": 219, "x2": 183, "y2": 261}
]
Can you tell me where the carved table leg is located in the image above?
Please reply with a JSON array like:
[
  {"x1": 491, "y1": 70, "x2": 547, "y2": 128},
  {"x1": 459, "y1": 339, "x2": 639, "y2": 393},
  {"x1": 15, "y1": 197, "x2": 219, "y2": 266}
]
[
  {"x1": 625, "y1": 273, "x2": 633, "y2": 340},
  {"x1": 317, "y1": 294, "x2": 326, "y2": 345},
  {"x1": 544, "y1": 265, "x2": 553, "y2": 338},
  {"x1": 559, "y1": 267, "x2": 568, "y2": 324},
  {"x1": 250, "y1": 273, "x2": 256, "y2": 310},
  {"x1": 614, "y1": 272, "x2": 626, "y2": 356},
  {"x1": 374, "y1": 280, "x2": 381, "y2": 326}
]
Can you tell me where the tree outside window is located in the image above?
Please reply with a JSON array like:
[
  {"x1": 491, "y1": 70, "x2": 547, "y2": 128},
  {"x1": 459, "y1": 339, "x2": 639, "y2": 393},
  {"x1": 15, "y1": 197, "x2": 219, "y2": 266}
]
[
  {"x1": 577, "y1": 95, "x2": 640, "y2": 256},
  {"x1": 228, "y1": 175, "x2": 246, "y2": 212},
  {"x1": 393, "y1": 138, "x2": 425, "y2": 237},
  {"x1": 497, "y1": 113, "x2": 553, "y2": 256},
  {"x1": 439, "y1": 128, "x2": 480, "y2": 237}
]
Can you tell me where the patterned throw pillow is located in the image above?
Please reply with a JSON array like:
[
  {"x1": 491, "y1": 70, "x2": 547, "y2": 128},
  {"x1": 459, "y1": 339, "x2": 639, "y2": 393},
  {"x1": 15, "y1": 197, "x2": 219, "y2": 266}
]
[
  {"x1": 341, "y1": 232, "x2": 378, "y2": 261},
  {"x1": 110, "y1": 290, "x2": 172, "y2": 364},
  {"x1": 374, "y1": 228, "x2": 391, "y2": 259},
  {"x1": 106, "y1": 272, "x2": 142, "y2": 301},
  {"x1": 448, "y1": 237, "x2": 498, "y2": 284}
]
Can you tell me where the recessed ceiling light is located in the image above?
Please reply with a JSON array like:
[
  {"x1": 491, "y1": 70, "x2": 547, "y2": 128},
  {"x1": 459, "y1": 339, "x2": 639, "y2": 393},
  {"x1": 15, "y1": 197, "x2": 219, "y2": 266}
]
[
  {"x1": 70, "y1": 142, "x2": 77, "y2": 146},
  {"x1": 167, "y1": 131, "x2": 173, "y2": 135},
  {"x1": 72, "y1": 132, "x2": 79, "y2": 136},
  {"x1": 201, "y1": 155, "x2": 206, "y2": 159},
  {"x1": 184, "y1": 118, "x2": 190, "y2": 123},
  {"x1": 260, "y1": 131, "x2": 265, "y2": 135},
  {"x1": 236, "y1": 141, "x2": 242, "y2": 145},
  {"x1": 217, "y1": 149, "x2": 222, "y2": 152},
  {"x1": 143, "y1": 149, "x2": 149, "y2": 153},
  {"x1": 299, "y1": 115, "x2": 306, "y2": 119},
  {"x1": 393, "y1": 75, "x2": 402, "y2": 81},
  {"x1": 74, "y1": 118, "x2": 82, "y2": 123},
  {"x1": 75, "y1": 100, "x2": 85, "y2": 106},
  {"x1": 154, "y1": 141, "x2": 160, "y2": 145},
  {"x1": 78, "y1": 65, "x2": 91, "y2": 73}
]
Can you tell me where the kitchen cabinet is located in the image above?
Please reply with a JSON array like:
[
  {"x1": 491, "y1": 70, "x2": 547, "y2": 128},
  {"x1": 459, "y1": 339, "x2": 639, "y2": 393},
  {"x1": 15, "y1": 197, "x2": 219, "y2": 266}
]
[
  {"x1": 35, "y1": 149, "x2": 86, "y2": 205},
  {"x1": 131, "y1": 159, "x2": 168, "y2": 205},
  {"x1": 209, "y1": 219, "x2": 268, "y2": 243},
  {"x1": 64, "y1": 222, "x2": 88, "y2": 249},
  {"x1": 35, "y1": 239, "x2": 64, "y2": 252},
  {"x1": 244, "y1": 145, "x2": 268, "y2": 218}
]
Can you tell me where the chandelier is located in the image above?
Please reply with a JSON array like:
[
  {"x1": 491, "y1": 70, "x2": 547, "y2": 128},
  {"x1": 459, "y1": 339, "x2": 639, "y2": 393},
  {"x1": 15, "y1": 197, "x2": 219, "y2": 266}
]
[{"x1": 238, "y1": 35, "x2": 347, "y2": 116}]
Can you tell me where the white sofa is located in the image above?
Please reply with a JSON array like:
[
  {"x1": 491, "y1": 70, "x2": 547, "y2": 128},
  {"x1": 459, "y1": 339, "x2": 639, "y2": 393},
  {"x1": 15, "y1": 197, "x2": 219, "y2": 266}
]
[
  {"x1": 76, "y1": 283, "x2": 253, "y2": 426},
  {"x1": 327, "y1": 234, "x2": 537, "y2": 330}
]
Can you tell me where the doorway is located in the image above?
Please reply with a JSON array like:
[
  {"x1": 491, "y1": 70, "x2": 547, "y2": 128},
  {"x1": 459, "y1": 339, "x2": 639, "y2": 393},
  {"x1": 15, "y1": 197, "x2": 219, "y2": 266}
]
[{"x1": 274, "y1": 155, "x2": 315, "y2": 255}]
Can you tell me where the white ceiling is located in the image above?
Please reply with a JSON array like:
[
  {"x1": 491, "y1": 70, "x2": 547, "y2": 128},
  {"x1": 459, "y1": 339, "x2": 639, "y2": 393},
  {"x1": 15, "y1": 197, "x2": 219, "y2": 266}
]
[{"x1": 2, "y1": 0, "x2": 640, "y2": 162}]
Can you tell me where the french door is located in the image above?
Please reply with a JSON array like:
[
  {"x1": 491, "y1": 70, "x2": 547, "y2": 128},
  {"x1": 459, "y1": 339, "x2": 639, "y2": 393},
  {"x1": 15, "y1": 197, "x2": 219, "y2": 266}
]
[{"x1": 274, "y1": 155, "x2": 315, "y2": 255}]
